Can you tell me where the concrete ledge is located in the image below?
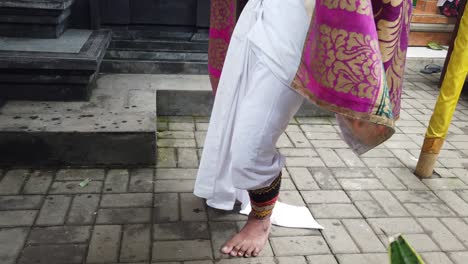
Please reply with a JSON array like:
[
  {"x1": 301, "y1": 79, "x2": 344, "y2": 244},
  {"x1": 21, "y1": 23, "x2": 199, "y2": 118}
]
[
  {"x1": 0, "y1": 74, "x2": 157, "y2": 167},
  {"x1": 154, "y1": 74, "x2": 333, "y2": 117},
  {"x1": 0, "y1": 30, "x2": 111, "y2": 101}
]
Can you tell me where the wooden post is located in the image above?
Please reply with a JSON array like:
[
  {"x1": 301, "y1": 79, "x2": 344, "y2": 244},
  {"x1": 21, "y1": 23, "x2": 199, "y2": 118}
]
[{"x1": 416, "y1": 2, "x2": 468, "y2": 178}]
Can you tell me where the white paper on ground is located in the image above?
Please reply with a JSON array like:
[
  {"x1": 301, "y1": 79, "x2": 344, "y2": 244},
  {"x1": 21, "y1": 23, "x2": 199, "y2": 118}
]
[{"x1": 240, "y1": 201, "x2": 324, "y2": 230}]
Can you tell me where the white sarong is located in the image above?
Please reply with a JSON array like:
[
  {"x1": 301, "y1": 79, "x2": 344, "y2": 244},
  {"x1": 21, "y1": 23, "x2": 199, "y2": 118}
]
[{"x1": 194, "y1": 0, "x2": 323, "y2": 229}]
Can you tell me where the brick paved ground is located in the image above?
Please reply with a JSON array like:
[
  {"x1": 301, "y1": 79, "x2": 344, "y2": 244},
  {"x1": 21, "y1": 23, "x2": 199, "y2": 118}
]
[{"x1": 1, "y1": 69, "x2": 468, "y2": 264}]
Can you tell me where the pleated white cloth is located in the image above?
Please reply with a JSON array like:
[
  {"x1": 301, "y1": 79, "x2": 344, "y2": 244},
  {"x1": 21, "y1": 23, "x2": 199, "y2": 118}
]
[{"x1": 194, "y1": 0, "x2": 322, "y2": 229}]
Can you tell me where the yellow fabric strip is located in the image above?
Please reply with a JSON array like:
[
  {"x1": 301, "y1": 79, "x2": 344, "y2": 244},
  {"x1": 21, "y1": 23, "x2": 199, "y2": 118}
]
[{"x1": 426, "y1": 3, "x2": 468, "y2": 138}]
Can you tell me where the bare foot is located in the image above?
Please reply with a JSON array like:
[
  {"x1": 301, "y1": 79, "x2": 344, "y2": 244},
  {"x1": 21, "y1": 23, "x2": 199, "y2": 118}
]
[{"x1": 221, "y1": 213, "x2": 271, "y2": 257}]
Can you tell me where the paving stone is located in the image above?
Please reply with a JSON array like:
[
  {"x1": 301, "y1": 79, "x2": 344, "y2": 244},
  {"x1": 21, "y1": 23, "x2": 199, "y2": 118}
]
[
  {"x1": 49, "y1": 181, "x2": 102, "y2": 194},
  {"x1": 316, "y1": 149, "x2": 346, "y2": 167},
  {"x1": 421, "y1": 252, "x2": 455, "y2": 264},
  {"x1": 155, "y1": 180, "x2": 195, "y2": 193},
  {"x1": 404, "y1": 203, "x2": 456, "y2": 217},
  {"x1": 269, "y1": 224, "x2": 321, "y2": 237},
  {"x1": 320, "y1": 220, "x2": 360, "y2": 254},
  {"x1": 23, "y1": 170, "x2": 54, "y2": 194},
  {"x1": 168, "y1": 122, "x2": 195, "y2": 131},
  {"x1": 279, "y1": 190, "x2": 306, "y2": 206},
  {"x1": 306, "y1": 255, "x2": 338, "y2": 264},
  {"x1": 286, "y1": 157, "x2": 325, "y2": 167},
  {"x1": 390, "y1": 149, "x2": 420, "y2": 168},
  {"x1": 96, "y1": 208, "x2": 151, "y2": 224},
  {"x1": 0, "y1": 195, "x2": 43, "y2": 210},
  {"x1": 362, "y1": 157, "x2": 405, "y2": 168},
  {"x1": 195, "y1": 131, "x2": 207, "y2": 147},
  {"x1": 385, "y1": 140, "x2": 420, "y2": 149},
  {"x1": 368, "y1": 218, "x2": 424, "y2": 236},
  {"x1": 195, "y1": 122, "x2": 209, "y2": 131},
  {"x1": 404, "y1": 234, "x2": 440, "y2": 252},
  {"x1": 18, "y1": 244, "x2": 87, "y2": 264},
  {"x1": 301, "y1": 190, "x2": 350, "y2": 204},
  {"x1": 354, "y1": 200, "x2": 388, "y2": 218},
  {"x1": 347, "y1": 191, "x2": 373, "y2": 201},
  {"x1": 152, "y1": 240, "x2": 212, "y2": 261},
  {"x1": 36, "y1": 195, "x2": 72, "y2": 226},
  {"x1": 441, "y1": 218, "x2": 468, "y2": 248},
  {"x1": 371, "y1": 168, "x2": 406, "y2": 190},
  {"x1": 120, "y1": 224, "x2": 151, "y2": 262},
  {"x1": 451, "y1": 169, "x2": 468, "y2": 184},
  {"x1": 390, "y1": 168, "x2": 429, "y2": 190},
  {"x1": 154, "y1": 193, "x2": 179, "y2": 222},
  {"x1": 56, "y1": 169, "x2": 105, "y2": 181},
  {"x1": 311, "y1": 140, "x2": 348, "y2": 148},
  {"x1": 178, "y1": 148, "x2": 199, "y2": 168},
  {"x1": 335, "y1": 149, "x2": 366, "y2": 167},
  {"x1": 276, "y1": 133, "x2": 294, "y2": 148},
  {"x1": 0, "y1": 211, "x2": 36, "y2": 227},
  {"x1": 129, "y1": 169, "x2": 154, "y2": 192},
  {"x1": 157, "y1": 148, "x2": 177, "y2": 168},
  {"x1": 361, "y1": 148, "x2": 395, "y2": 158},
  {"x1": 280, "y1": 178, "x2": 296, "y2": 190},
  {"x1": 157, "y1": 138, "x2": 197, "y2": 148},
  {"x1": 207, "y1": 207, "x2": 248, "y2": 222},
  {"x1": 28, "y1": 226, "x2": 91, "y2": 244},
  {"x1": 300, "y1": 124, "x2": 336, "y2": 132},
  {"x1": 435, "y1": 191, "x2": 468, "y2": 216},
  {"x1": 270, "y1": 236, "x2": 330, "y2": 256},
  {"x1": 423, "y1": 179, "x2": 468, "y2": 191},
  {"x1": 87, "y1": 225, "x2": 121, "y2": 263},
  {"x1": 418, "y1": 218, "x2": 465, "y2": 251},
  {"x1": 0, "y1": 228, "x2": 28, "y2": 264},
  {"x1": 186, "y1": 261, "x2": 213, "y2": 264},
  {"x1": 279, "y1": 148, "x2": 317, "y2": 157},
  {"x1": 335, "y1": 253, "x2": 388, "y2": 264},
  {"x1": 287, "y1": 131, "x2": 312, "y2": 148},
  {"x1": 104, "y1": 169, "x2": 129, "y2": 193},
  {"x1": 67, "y1": 194, "x2": 99, "y2": 224},
  {"x1": 158, "y1": 131, "x2": 195, "y2": 139},
  {"x1": 287, "y1": 168, "x2": 319, "y2": 190},
  {"x1": 156, "y1": 169, "x2": 198, "y2": 180},
  {"x1": 332, "y1": 168, "x2": 374, "y2": 178},
  {"x1": 438, "y1": 158, "x2": 467, "y2": 168},
  {"x1": 210, "y1": 222, "x2": 242, "y2": 259},
  {"x1": 309, "y1": 204, "x2": 361, "y2": 218},
  {"x1": 311, "y1": 168, "x2": 342, "y2": 190},
  {"x1": 338, "y1": 178, "x2": 385, "y2": 190},
  {"x1": 180, "y1": 193, "x2": 207, "y2": 221},
  {"x1": 153, "y1": 222, "x2": 209, "y2": 240},
  {"x1": 435, "y1": 168, "x2": 457, "y2": 178},
  {"x1": 393, "y1": 190, "x2": 441, "y2": 203},
  {"x1": 101, "y1": 193, "x2": 153, "y2": 208},
  {"x1": 342, "y1": 219, "x2": 386, "y2": 253},
  {"x1": 370, "y1": 190, "x2": 409, "y2": 216},
  {"x1": 0, "y1": 169, "x2": 28, "y2": 194},
  {"x1": 448, "y1": 252, "x2": 468, "y2": 264},
  {"x1": 305, "y1": 132, "x2": 341, "y2": 140}
]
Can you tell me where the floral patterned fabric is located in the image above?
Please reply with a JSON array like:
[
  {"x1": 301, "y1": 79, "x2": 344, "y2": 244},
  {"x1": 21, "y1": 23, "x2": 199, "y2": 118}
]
[{"x1": 208, "y1": 0, "x2": 412, "y2": 153}]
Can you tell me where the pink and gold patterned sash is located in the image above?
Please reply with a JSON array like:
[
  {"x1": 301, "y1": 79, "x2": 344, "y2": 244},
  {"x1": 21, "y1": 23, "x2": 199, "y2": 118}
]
[{"x1": 208, "y1": 0, "x2": 412, "y2": 153}]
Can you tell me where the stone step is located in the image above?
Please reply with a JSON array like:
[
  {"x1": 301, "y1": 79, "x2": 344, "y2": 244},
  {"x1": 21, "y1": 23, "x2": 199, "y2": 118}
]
[
  {"x1": 105, "y1": 50, "x2": 208, "y2": 62},
  {"x1": 101, "y1": 60, "x2": 208, "y2": 74},
  {"x1": 0, "y1": 29, "x2": 111, "y2": 101},
  {"x1": 0, "y1": 0, "x2": 74, "y2": 38},
  {"x1": 109, "y1": 40, "x2": 208, "y2": 52},
  {"x1": 0, "y1": 74, "x2": 157, "y2": 167}
]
